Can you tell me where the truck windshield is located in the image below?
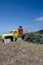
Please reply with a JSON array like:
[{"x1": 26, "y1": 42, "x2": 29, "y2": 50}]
[{"x1": 10, "y1": 31, "x2": 17, "y2": 34}]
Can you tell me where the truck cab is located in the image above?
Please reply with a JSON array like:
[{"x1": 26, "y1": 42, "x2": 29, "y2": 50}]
[{"x1": 10, "y1": 30, "x2": 23, "y2": 38}]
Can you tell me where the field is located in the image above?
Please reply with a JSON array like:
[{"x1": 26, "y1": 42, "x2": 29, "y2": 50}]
[{"x1": 0, "y1": 41, "x2": 43, "y2": 65}]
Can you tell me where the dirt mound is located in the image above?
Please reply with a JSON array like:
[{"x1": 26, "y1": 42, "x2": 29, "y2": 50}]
[{"x1": 0, "y1": 41, "x2": 43, "y2": 65}]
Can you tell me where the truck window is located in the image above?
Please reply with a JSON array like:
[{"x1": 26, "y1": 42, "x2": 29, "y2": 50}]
[{"x1": 10, "y1": 31, "x2": 17, "y2": 34}]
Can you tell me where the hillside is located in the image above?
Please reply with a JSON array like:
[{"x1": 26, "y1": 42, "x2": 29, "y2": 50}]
[
  {"x1": 35, "y1": 30, "x2": 43, "y2": 34},
  {"x1": 0, "y1": 41, "x2": 43, "y2": 65}
]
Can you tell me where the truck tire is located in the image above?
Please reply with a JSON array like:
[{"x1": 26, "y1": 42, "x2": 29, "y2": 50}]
[
  {"x1": 4, "y1": 39, "x2": 11, "y2": 43},
  {"x1": 22, "y1": 35, "x2": 25, "y2": 40}
]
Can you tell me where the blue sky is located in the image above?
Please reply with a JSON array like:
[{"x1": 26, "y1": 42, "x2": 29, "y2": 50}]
[{"x1": 0, "y1": 0, "x2": 43, "y2": 34}]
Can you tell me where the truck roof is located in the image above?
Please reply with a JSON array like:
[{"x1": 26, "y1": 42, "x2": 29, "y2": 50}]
[{"x1": 10, "y1": 30, "x2": 17, "y2": 32}]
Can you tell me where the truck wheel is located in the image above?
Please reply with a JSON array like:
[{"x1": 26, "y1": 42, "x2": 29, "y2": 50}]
[
  {"x1": 22, "y1": 35, "x2": 25, "y2": 40},
  {"x1": 4, "y1": 39, "x2": 11, "y2": 43}
]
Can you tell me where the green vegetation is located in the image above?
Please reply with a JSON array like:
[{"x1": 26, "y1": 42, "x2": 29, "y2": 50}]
[
  {"x1": 35, "y1": 30, "x2": 43, "y2": 34},
  {"x1": 23, "y1": 30, "x2": 43, "y2": 44}
]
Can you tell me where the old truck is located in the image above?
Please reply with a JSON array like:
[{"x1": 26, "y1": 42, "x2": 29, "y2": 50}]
[
  {"x1": 1, "y1": 30, "x2": 23, "y2": 43},
  {"x1": 1, "y1": 26, "x2": 24, "y2": 43}
]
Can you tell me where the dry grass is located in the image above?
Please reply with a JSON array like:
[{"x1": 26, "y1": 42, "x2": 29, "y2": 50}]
[{"x1": 0, "y1": 41, "x2": 43, "y2": 65}]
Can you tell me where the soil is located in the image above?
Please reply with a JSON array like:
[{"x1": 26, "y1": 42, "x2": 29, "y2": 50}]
[{"x1": 0, "y1": 41, "x2": 43, "y2": 65}]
